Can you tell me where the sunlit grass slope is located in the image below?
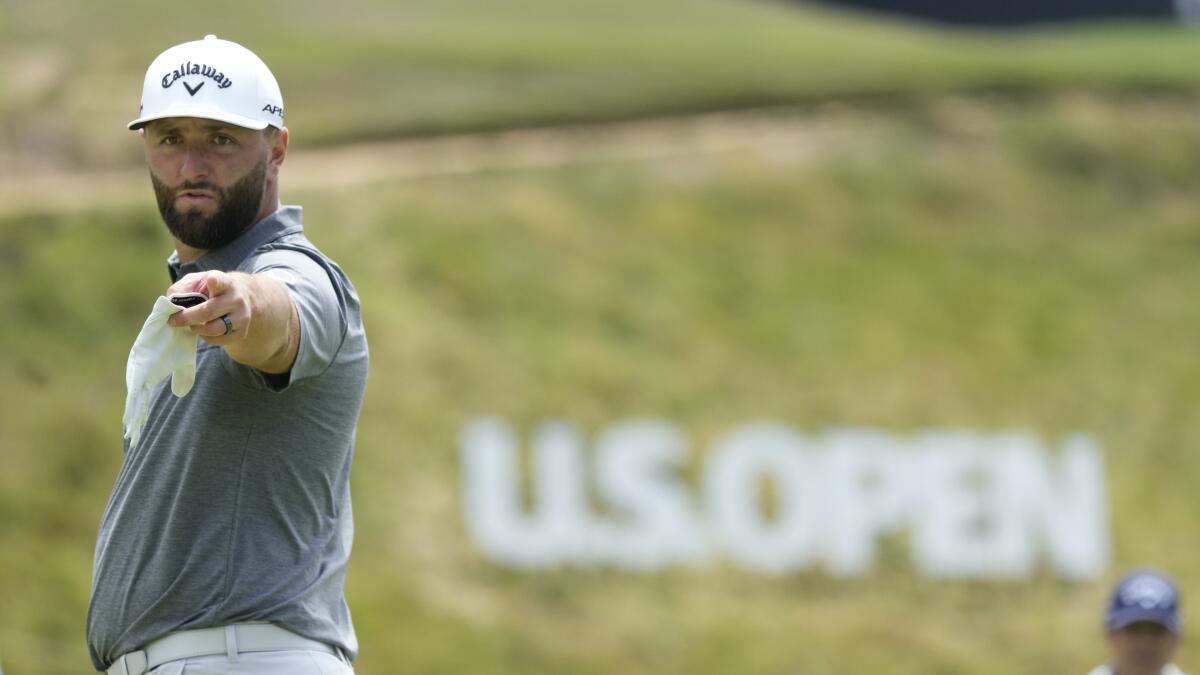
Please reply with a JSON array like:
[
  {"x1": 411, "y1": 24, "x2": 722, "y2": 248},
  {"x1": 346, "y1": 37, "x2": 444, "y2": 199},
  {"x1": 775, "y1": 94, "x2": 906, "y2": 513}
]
[{"x1": 2, "y1": 93, "x2": 1200, "y2": 673}]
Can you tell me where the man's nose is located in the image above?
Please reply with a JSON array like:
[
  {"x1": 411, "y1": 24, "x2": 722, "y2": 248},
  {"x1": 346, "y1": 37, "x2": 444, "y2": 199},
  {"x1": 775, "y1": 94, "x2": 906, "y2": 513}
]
[{"x1": 179, "y1": 144, "x2": 211, "y2": 181}]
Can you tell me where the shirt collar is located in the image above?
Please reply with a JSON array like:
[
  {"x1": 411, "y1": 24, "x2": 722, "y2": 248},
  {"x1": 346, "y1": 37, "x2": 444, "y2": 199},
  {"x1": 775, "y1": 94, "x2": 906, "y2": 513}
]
[{"x1": 166, "y1": 205, "x2": 304, "y2": 282}]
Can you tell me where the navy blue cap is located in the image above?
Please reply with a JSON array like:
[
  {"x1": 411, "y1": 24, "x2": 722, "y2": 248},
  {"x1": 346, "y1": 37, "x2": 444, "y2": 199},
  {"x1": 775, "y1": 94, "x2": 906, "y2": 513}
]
[{"x1": 1106, "y1": 569, "x2": 1181, "y2": 633}]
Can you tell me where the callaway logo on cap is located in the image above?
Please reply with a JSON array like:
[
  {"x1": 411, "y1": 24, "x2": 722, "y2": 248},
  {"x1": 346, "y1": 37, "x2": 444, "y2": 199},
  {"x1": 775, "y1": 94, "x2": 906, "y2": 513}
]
[{"x1": 128, "y1": 34, "x2": 284, "y2": 131}]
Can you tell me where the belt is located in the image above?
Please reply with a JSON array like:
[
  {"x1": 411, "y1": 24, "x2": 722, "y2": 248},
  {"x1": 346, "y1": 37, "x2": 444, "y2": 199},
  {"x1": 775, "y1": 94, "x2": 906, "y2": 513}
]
[{"x1": 107, "y1": 622, "x2": 338, "y2": 675}]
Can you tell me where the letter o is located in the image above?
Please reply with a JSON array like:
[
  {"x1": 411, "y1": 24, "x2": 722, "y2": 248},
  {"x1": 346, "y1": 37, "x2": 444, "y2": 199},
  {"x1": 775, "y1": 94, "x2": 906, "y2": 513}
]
[{"x1": 704, "y1": 423, "x2": 822, "y2": 574}]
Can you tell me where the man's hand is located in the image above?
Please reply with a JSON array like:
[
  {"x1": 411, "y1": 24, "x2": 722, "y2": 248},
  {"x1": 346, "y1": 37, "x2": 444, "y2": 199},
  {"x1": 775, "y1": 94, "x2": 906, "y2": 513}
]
[{"x1": 166, "y1": 270, "x2": 299, "y2": 375}]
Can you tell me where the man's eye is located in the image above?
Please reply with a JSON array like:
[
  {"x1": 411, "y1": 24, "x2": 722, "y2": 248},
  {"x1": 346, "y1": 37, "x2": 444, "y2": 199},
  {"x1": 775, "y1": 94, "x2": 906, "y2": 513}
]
[
  {"x1": 213, "y1": 135, "x2": 235, "y2": 146},
  {"x1": 160, "y1": 135, "x2": 180, "y2": 145}
]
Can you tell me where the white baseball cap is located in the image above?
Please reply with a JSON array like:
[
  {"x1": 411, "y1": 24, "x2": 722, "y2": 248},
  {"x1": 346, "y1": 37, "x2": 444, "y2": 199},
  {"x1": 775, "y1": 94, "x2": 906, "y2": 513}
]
[{"x1": 128, "y1": 34, "x2": 284, "y2": 131}]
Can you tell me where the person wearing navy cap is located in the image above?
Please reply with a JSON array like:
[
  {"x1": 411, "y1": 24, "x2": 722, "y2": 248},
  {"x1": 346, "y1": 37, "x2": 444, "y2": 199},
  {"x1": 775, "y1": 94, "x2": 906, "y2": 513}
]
[{"x1": 1088, "y1": 569, "x2": 1188, "y2": 675}]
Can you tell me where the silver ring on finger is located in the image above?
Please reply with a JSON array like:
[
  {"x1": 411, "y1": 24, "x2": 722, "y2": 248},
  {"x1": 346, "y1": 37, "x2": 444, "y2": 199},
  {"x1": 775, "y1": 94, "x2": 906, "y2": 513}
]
[{"x1": 221, "y1": 314, "x2": 234, "y2": 336}]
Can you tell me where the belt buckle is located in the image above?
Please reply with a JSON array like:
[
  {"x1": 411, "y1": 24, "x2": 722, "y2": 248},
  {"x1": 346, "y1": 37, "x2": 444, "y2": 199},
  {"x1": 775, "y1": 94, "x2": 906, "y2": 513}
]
[{"x1": 111, "y1": 650, "x2": 148, "y2": 675}]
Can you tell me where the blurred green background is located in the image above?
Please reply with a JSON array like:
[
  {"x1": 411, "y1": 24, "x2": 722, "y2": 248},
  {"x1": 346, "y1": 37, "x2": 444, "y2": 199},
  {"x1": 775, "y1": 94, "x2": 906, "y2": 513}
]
[{"x1": 3, "y1": 1, "x2": 1200, "y2": 673}]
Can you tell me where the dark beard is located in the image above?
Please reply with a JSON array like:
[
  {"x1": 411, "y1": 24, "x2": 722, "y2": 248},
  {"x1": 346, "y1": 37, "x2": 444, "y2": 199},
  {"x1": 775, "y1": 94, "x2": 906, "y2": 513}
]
[{"x1": 152, "y1": 159, "x2": 267, "y2": 250}]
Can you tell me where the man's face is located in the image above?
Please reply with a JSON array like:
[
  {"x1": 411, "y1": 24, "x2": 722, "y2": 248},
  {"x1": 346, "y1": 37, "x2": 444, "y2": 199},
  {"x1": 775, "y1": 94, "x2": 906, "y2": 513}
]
[
  {"x1": 143, "y1": 118, "x2": 276, "y2": 250},
  {"x1": 1109, "y1": 621, "x2": 1178, "y2": 675}
]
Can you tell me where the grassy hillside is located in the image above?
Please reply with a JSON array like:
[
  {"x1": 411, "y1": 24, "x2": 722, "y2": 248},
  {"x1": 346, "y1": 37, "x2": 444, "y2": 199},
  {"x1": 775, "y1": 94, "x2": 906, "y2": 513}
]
[
  {"x1": 5, "y1": 0, "x2": 1200, "y2": 170},
  {"x1": 3, "y1": 92, "x2": 1200, "y2": 674}
]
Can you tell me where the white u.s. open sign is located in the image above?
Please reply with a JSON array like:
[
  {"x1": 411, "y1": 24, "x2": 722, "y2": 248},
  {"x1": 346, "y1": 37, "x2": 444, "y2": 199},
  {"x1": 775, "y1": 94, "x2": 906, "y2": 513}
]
[{"x1": 459, "y1": 419, "x2": 1110, "y2": 581}]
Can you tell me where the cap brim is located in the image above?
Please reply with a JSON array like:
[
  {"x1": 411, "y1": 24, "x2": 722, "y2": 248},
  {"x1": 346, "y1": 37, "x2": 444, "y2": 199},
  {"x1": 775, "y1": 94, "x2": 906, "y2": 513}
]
[
  {"x1": 1107, "y1": 608, "x2": 1180, "y2": 633},
  {"x1": 128, "y1": 104, "x2": 270, "y2": 131}
]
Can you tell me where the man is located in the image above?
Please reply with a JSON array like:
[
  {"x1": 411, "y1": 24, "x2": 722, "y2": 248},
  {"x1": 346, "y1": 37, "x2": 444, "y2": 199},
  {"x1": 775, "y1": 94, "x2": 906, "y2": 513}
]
[
  {"x1": 1088, "y1": 569, "x2": 1188, "y2": 675},
  {"x1": 87, "y1": 35, "x2": 368, "y2": 675}
]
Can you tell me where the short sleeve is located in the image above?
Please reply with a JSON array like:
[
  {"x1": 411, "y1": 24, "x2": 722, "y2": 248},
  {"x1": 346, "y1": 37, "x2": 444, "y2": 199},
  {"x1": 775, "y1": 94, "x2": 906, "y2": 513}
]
[{"x1": 245, "y1": 248, "x2": 347, "y2": 391}]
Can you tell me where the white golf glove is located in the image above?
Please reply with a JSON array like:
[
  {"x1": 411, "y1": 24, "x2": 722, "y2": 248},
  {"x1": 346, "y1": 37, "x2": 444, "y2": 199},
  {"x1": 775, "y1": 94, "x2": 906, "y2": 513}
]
[{"x1": 122, "y1": 296, "x2": 198, "y2": 449}]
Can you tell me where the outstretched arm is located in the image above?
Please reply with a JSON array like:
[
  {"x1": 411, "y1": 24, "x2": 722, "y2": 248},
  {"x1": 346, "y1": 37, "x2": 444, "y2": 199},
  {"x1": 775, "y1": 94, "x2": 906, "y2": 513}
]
[{"x1": 166, "y1": 270, "x2": 300, "y2": 375}]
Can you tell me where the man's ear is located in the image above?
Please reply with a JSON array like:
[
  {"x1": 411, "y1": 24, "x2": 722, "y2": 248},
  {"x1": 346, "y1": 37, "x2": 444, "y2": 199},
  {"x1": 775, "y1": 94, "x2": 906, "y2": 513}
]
[{"x1": 269, "y1": 126, "x2": 288, "y2": 169}]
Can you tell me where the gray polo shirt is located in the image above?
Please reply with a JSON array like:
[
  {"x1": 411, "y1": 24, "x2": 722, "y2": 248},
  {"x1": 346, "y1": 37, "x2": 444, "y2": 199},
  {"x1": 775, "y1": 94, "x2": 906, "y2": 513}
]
[{"x1": 87, "y1": 206, "x2": 368, "y2": 671}]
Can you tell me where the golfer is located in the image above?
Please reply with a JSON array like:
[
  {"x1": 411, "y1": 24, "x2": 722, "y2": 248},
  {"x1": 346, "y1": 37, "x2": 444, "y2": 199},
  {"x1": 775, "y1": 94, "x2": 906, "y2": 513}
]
[
  {"x1": 87, "y1": 35, "x2": 368, "y2": 675},
  {"x1": 1088, "y1": 569, "x2": 1188, "y2": 675}
]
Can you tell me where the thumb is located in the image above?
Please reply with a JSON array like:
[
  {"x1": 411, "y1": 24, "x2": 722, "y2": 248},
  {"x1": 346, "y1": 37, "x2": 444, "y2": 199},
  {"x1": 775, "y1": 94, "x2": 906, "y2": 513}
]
[{"x1": 199, "y1": 271, "x2": 230, "y2": 297}]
